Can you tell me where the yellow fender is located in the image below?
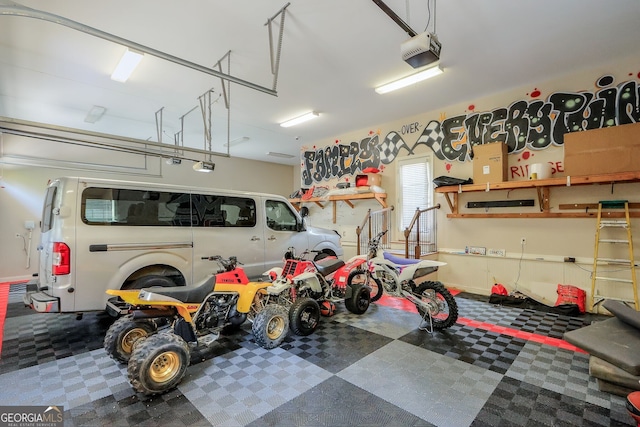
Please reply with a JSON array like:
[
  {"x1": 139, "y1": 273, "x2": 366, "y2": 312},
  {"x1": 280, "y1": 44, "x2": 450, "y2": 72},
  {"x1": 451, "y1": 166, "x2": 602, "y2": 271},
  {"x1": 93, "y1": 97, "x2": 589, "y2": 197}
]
[
  {"x1": 214, "y1": 281, "x2": 272, "y2": 313},
  {"x1": 106, "y1": 289, "x2": 197, "y2": 322}
]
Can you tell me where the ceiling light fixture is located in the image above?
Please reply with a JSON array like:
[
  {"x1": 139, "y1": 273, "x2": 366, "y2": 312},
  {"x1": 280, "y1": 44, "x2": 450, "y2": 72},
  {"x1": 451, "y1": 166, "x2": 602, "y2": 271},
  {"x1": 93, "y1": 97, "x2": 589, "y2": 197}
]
[
  {"x1": 267, "y1": 151, "x2": 295, "y2": 159},
  {"x1": 374, "y1": 64, "x2": 443, "y2": 94},
  {"x1": 193, "y1": 161, "x2": 215, "y2": 172},
  {"x1": 224, "y1": 136, "x2": 250, "y2": 147},
  {"x1": 111, "y1": 48, "x2": 144, "y2": 82},
  {"x1": 280, "y1": 111, "x2": 319, "y2": 128},
  {"x1": 84, "y1": 105, "x2": 107, "y2": 123}
]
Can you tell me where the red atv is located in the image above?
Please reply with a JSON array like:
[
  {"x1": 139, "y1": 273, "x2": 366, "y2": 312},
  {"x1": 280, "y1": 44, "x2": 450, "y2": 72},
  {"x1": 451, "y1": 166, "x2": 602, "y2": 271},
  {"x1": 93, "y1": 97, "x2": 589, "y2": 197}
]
[{"x1": 263, "y1": 249, "x2": 371, "y2": 336}]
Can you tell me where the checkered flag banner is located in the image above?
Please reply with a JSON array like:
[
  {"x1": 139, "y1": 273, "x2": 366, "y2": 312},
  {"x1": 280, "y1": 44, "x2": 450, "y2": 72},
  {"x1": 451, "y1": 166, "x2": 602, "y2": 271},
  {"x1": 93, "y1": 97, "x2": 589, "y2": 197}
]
[
  {"x1": 379, "y1": 131, "x2": 413, "y2": 164},
  {"x1": 413, "y1": 120, "x2": 445, "y2": 160}
]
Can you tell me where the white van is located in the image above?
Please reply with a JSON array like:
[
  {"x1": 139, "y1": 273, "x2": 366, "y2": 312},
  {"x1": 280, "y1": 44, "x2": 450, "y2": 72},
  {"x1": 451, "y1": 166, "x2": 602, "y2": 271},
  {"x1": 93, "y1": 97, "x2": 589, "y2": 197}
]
[{"x1": 24, "y1": 177, "x2": 343, "y2": 314}]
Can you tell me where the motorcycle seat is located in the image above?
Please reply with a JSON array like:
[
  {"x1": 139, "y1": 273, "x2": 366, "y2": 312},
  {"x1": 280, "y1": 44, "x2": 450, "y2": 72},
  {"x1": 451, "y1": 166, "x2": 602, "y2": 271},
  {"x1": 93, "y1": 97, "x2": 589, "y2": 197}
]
[
  {"x1": 142, "y1": 276, "x2": 216, "y2": 304},
  {"x1": 383, "y1": 251, "x2": 422, "y2": 266},
  {"x1": 315, "y1": 258, "x2": 345, "y2": 276}
]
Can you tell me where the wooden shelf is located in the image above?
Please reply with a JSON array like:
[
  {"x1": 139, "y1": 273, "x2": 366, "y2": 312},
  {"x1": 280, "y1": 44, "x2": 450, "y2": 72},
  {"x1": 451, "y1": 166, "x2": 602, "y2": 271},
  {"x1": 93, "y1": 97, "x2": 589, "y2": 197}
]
[
  {"x1": 434, "y1": 171, "x2": 640, "y2": 218},
  {"x1": 289, "y1": 192, "x2": 387, "y2": 223}
]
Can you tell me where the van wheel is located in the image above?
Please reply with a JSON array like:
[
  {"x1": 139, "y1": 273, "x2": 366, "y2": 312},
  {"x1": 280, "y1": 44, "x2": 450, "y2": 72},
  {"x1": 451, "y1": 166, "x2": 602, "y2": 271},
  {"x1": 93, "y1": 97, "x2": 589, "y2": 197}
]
[
  {"x1": 127, "y1": 275, "x2": 175, "y2": 290},
  {"x1": 104, "y1": 314, "x2": 158, "y2": 363}
]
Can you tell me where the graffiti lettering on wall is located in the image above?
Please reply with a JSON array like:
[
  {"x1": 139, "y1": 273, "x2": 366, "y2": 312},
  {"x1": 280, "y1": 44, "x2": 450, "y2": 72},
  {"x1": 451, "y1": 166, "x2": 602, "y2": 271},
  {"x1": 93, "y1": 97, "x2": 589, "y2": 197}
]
[{"x1": 301, "y1": 75, "x2": 640, "y2": 185}]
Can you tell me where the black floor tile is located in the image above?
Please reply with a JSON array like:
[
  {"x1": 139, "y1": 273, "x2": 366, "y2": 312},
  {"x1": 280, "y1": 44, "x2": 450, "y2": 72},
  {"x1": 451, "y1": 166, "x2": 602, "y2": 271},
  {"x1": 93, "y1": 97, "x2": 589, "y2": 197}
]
[
  {"x1": 280, "y1": 319, "x2": 393, "y2": 373},
  {"x1": 472, "y1": 376, "x2": 633, "y2": 427},
  {"x1": 400, "y1": 323, "x2": 526, "y2": 374},
  {"x1": 248, "y1": 375, "x2": 435, "y2": 427}
]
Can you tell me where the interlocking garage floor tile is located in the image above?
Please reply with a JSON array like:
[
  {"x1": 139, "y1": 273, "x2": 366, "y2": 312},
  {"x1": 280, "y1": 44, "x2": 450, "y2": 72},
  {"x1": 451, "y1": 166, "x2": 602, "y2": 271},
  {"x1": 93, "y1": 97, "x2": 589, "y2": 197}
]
[
  {"x1": 248, "y1": 375, "x2": 435, "y2": 427},
  {"x1": 179, "y1": 345, "x2": 332, "y2": 426},
  {"x1": 471, "y1": 376, "x2": 632, "y2": 427},
  {"x1": 0, "y1": 348, "x2": 131, "y2": 409},
  {"x1": 400, "y1": 323, "x2": 526, "y2": 374},
  {"x1": 1, "y1": 290, "x2": 635, "y2": 426},
  {"x1": 0, "y1": 312, "x2": 114, "y2": 374},
  {"x1": 330, "y1": 302, "x2": 422, "y2": 339},
  {"x1": 505, "y1": 340, "x2": 625, "y2": 409},
  {"x1": 66, "y1": 389, "x2": 211, "y2": 427},
  {"x1": 509, "y1": 309, "x2": 590, "y2": 339},
  {"x1": 339, "y1": 340, "x2": 503, "y2": 427},
  {"x1": 455, "y1": 296, "x2": 523, "y2": 327},
  {"x1": 280, "y1": 318, "x2": 393, "y2": 373}
]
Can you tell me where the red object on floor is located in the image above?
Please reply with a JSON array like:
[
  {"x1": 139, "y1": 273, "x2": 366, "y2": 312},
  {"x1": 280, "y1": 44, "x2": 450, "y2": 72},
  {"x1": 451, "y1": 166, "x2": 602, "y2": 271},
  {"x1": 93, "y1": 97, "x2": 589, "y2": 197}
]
[
  {"x1": 0, "y1": 282, "x2": 11, "y2": 356},
  {"x1": 628, "y1": 391, "x2": 640, "y2": 426}
]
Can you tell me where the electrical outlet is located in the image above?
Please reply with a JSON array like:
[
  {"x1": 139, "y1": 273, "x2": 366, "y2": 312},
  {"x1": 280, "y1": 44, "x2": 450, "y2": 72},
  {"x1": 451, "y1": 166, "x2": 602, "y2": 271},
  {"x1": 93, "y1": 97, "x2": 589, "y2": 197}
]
[
  {"x1": 488, "y1": 248, "x2": 506, "y2": 257},
  {"x1": 520, "y1": 237, "x2": 526, "y2": 245}
]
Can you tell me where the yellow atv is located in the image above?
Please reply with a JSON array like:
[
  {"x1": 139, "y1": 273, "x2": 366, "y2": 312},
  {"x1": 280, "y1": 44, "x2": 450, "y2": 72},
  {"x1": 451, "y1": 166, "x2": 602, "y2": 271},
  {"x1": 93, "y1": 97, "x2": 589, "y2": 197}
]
[{"x1": 103, "y1": 256, "x2": 288, "y2": 395}]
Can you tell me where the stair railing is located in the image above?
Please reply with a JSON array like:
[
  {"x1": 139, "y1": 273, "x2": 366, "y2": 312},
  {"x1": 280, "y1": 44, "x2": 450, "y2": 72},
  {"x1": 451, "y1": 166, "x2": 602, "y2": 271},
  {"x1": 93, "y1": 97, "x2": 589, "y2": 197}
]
[
  {"x1": 403, "y1": 204, "x2": 440, "y2": 258},
  {"x1": 356, "y1": 206, "x2": 394, "y2": 255}
]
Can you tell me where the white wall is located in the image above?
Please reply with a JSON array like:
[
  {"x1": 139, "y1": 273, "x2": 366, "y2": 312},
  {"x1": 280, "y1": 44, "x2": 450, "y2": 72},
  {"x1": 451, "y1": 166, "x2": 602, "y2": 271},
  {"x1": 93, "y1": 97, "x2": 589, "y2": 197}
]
[
  {"x1": 295, "y1": 55, "x2": 640, "y2": 310},
  {"x1": 0, "y1": 126, "x2": 294, "y2": 282}
]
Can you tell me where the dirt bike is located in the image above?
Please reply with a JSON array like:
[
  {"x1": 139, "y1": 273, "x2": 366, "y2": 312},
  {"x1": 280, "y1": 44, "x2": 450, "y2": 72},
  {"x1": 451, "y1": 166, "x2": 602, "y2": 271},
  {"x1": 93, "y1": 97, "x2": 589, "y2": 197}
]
[
  {"x1": 103, "y1": 255, "x2": 288, "y2": 395},
  {"x1": 347, "y1": 230, "x2": 458, "y2": 332},
  {"x1": 263, "y1": 248, "x2": 371, "y2": 336}
]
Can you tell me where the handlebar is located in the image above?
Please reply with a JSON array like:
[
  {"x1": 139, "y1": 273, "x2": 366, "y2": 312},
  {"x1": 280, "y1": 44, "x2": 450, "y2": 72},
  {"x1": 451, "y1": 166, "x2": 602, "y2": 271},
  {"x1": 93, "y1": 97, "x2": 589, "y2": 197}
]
[
  {"x1": 367, "y1": 230, "x2": 388, "y2": 258},
  {"x1": 285, "y1": 247, "x2": 319, "y2": 260},
  {"x1": 200, "y1": 255, "x2": 243, "y2": 272}
]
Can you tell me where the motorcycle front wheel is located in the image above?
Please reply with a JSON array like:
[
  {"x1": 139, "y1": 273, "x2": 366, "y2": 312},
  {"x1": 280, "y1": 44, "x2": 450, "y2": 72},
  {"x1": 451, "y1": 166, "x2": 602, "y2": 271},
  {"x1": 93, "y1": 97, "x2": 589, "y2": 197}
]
[
  {"x1": 412, "y1": 281, "x2": 458, "y2": 330},
  {"x1": 347, "y1": 269, "x2": 383, "y2": 302},
  {"x1": 128, "y1": 332, "x2": 190, "y2": 396}
]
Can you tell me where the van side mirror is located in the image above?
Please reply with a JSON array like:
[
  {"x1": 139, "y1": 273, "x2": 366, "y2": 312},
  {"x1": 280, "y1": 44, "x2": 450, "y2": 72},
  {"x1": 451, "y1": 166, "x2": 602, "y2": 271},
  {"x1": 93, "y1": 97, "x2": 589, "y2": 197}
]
[{"x1": 299, "y1": 206, "x2": 309, "y2": 218}]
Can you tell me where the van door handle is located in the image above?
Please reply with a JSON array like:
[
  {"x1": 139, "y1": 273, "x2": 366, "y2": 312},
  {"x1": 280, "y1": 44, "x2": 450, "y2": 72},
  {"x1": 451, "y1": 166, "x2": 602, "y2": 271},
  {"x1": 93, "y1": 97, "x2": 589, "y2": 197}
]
[
  {"x1": 251, "y1": 236, "x2": 261, "y2": 241},
  {"x1": 268, "y1": 235, "x2": 276, "y2": 241}
]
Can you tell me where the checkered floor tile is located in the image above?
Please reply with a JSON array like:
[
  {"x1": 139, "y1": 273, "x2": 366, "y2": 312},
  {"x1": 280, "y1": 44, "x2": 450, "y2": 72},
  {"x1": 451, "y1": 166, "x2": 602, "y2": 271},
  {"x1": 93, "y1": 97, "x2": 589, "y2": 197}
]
[{"x1": 0, "y1": 286, "x2": 634, "y2": 426}]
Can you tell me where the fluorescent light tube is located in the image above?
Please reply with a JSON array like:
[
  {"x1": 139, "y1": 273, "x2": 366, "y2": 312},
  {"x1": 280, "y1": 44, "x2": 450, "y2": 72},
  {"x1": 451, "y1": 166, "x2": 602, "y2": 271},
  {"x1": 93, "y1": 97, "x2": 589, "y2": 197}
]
[
  {"x1": 280, "y1": 111, "x2": 319, "y2": 128},
  {"x1": 111, "y1": 48, "x2": 144, "y2": 82},
  {"x1": 267, "y1": 152, "x2": 295, "y2": 159},
  {"x1": 375, "y1": 65, "x2": 443, "y2": 94}
]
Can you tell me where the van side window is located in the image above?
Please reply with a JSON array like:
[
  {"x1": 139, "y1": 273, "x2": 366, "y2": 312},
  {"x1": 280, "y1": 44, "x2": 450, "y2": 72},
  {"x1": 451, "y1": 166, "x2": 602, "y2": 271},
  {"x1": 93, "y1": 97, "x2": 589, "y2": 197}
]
[
  {"x1": 81, "y1": 187, "x2": 186, "y2": 226},
  {"x1": 41, "y1": 186, "x2": 57, "y2": 233},
  {"x1": 266, "y1": 199, "x2": 298, "y2": 231},
  {"x1": 192, "y1": 194, "x2": 256, "y2": 227}
]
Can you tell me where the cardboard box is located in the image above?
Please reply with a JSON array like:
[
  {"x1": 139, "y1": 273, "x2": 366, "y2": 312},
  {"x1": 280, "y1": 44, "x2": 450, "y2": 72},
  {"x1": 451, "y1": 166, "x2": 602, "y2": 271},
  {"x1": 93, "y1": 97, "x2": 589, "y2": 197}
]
[
  {"x1": 472, "y1": 143, "x2": 508, "y2": 184},
  {"x1": 355, "y1": 173, "x2": 382, "y2": 187},
  {"x1": 564, "y1": 122, "x2": 640, "y2": 176}
]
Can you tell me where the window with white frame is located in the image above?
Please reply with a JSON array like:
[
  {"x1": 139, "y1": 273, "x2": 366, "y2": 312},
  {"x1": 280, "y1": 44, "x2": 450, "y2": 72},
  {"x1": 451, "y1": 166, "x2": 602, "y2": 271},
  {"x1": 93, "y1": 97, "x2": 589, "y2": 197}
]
[{"x1": 397, "y1": 155, "x2": 433, "y2": 231}]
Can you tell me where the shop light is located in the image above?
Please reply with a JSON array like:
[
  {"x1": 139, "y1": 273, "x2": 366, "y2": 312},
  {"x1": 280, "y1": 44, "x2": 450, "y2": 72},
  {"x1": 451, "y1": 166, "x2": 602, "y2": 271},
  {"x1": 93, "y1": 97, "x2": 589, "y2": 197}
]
[
  {"x1": 374, "y1": 65, "x2": 443, "y2": 94},
  {"x1": 280, "y1": 111, "x2": 319, "y2": 128},
  {"x1": 267, "y1": 152, "x2": 295, "y2": 159},
  {"x1": 111, "y1": 48, "x2": 144, "y2": 82}
]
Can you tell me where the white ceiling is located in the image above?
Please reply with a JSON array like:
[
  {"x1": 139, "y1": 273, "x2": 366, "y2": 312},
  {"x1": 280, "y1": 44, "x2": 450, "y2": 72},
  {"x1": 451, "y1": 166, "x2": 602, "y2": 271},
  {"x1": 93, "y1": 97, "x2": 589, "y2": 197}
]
[{"x1": 1, "y1": 0, "x2": 639, "y2": 166}]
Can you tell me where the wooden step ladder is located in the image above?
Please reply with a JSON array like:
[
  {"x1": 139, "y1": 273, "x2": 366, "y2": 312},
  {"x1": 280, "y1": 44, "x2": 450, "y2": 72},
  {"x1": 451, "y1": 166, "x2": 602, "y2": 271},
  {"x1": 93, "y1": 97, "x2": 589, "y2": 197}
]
[{"x1": 590, "y1": 200, "x2": 638, "y2": 311}]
